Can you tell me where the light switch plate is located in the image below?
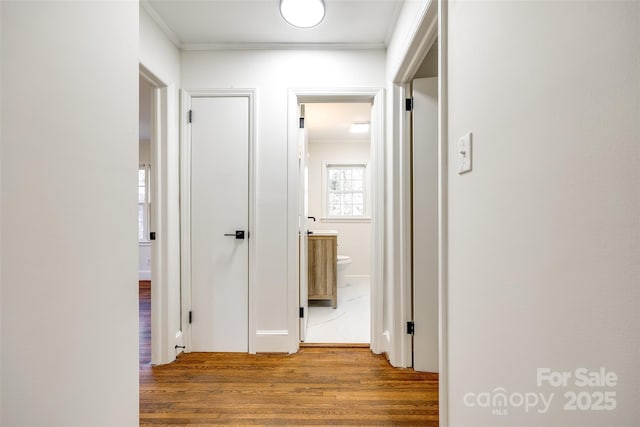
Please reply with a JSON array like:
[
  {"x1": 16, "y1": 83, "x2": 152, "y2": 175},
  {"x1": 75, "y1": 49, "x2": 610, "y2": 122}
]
[{"x1": 458, "y1": 132, "x2": 472, "y2": 174}]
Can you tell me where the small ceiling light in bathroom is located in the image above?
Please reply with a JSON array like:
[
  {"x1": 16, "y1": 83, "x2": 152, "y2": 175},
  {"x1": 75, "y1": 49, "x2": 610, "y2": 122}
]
[
  {"x1": 280, "y1": 0, "x2": 326, "y2": 28},
  {"x1": 350, "y1": 122, "x2": 370, "y2": 133}
]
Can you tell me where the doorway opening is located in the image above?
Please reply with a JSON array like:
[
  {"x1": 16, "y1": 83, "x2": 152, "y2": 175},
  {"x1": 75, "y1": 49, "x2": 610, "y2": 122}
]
[
  {"x1": 301, "y1": 102, "x2": 373, "y2": 345},
  {"x1": 409, "y1": 40, "x2": 439, "y2": 372},
  {"x1": 138, "y1": 74, "x2": 154, "y2": 365},
  {"x1": 139, "y1": 64, "x2": 172, "y2": 365},
  {"x1": 288, "y1": 88, "x2": 385, "y2": 354}
]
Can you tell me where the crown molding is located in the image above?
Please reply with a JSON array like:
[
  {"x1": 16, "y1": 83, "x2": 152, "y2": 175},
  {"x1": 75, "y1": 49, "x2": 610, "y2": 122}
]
[
  {"x1": 141, "y1": 1, "x2": 389, "y2": 52},
  {"x1": 181, "y1": 42, "x2": 387, "y2": 51},
  {"x1": 141, "y1": 0, "x2": 182, "y2": 48}
]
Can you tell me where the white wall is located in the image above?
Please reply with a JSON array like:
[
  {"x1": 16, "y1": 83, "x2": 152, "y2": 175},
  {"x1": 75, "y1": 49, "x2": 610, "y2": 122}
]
[
  {"x1": 307, "y1": 140, "x2": 371, "y2": 276},
  {"x1": 181, "y1": 49, "x2": 386, "y2": 351},
  {"x1": 139, "y1": 5, "x2": 182, "y2": 363},
  {"x1": 414, "y1": 41, "x2": 437, "y2": 79},
  {"x1": 447, "y1": 1, "x2": 640, "y2": 426},
  {"x1": 1, "y1": 2, "x2": 138, "y2": 425}
]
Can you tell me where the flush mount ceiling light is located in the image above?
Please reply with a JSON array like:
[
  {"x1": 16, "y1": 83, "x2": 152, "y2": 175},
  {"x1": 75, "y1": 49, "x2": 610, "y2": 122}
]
[
  {"x1": 280, "y1": 0, "x2": 326, "y2": 28},
  {"x1": 350, "y1": 122, "x2": 370, "y2": 133}
]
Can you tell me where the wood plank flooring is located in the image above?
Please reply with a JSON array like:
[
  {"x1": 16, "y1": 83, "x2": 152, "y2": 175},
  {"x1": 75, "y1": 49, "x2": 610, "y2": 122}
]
[{"x1": 139, "y1": 281, "x2": 439, "y2": 426}]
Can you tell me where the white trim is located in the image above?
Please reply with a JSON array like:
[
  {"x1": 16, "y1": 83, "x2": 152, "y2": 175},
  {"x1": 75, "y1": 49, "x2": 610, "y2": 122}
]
[
  {"x1": 256, "y1": 330, "x2": 289, "y2": 336},
  {"x1": 181, "y1": 42, "x2": 386, "y2": 51},
  {"x1": 180, "y1": 88, "x2": 258, "y2": 354},
  {"x1": 437, "y1": 2, "x2": 449, "y2": 424},
  {"x1": 308, "y1": 138, "x2": 370, "y2": 145},
  {"x1": 140, "y1": 0, "x2": 181, "y2": 48},
  {"x1": 287, "y1": 87, "x2": 385, "y2": 355},
  {"x1": 383, "y1": 0, "x2": 406, "y2": 46},
  {"x1": 392, "y1": 1, "x2": 438, "y2": 84},
  {"x1": 320, "y1": 217, "x2": 371, "y2": 223}
]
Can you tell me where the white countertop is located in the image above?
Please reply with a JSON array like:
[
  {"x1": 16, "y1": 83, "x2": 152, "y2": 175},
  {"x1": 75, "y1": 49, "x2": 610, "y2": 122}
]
[{"x1": 309, "y1": 230, "x2": 338, "y2": 236}]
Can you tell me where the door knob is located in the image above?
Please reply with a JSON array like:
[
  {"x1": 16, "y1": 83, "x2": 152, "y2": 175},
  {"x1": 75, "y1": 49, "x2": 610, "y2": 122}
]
[{"x1": 224, "y1": 230, "x2": 245, "y2": 240}]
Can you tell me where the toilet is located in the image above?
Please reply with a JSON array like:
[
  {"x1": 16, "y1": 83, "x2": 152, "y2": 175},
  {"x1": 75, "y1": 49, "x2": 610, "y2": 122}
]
[{"x1": 337, "y1": 255, "x2": 352, "y2": 287}]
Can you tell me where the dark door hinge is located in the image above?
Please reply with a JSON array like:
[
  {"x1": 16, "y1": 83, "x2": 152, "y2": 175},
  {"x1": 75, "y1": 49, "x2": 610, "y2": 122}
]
[
  {"x1": 189, "y1": 311, "x2": 193, "y2": 324},
  {"x1": 405, "y1": 98, "x2": 413, "y2": 112},
  {"x1": 299, "y1": 117, "x2": 305, "y2": 129},
  {"x1": 299, "y1": 307, "x2": 304, "y2": 318},
  {"x1": 407, "y1": 321, "x2": 415, "y2": 335},
  {"x1": 149, "y1": 231, "x2": 156, "y2": 241},
  {"x1": 188, "y1": 109, "x2": 193, "y2": 123}
]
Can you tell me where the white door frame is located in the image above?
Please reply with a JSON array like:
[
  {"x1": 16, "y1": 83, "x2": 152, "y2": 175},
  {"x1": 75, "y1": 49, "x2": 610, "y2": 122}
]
[
  {"x1": 180, "y1": 88, "x2": 257, "y2": 354},
  {"x1": 139, "y1": 64, "x2": 172, "y2": 365},
  {"x1": 390, "y1": 1, "x2": 448, "y2": 425},
  {"x1": 287, "y1": 88, "x2": 385, "y2": 354}
]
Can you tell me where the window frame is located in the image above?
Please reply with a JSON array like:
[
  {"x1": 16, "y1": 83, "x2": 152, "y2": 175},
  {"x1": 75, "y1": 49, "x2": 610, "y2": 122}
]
[
  {"x1": 138, "y1": 164, "x2": 151, "y2": 243},
  {"x1": 321, "y1": 162, "x2": 370, "y2": 222}
]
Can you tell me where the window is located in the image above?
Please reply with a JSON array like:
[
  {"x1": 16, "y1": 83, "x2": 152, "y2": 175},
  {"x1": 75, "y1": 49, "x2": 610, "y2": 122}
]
[
  {"x1": 138, "y1": 165, "x2": 150, "y2": 242},
  {"x1": 324, "y1": 164, "x2": 367, "y2": 219}
]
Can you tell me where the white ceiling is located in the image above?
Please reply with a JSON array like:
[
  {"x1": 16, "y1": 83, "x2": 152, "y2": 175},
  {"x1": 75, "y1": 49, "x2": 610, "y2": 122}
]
[
  {"x1": 141, "y1": 1, "x2": 387, "y2": 142},
  {"x1": 145, "y1": 0, "x2": 403, "y2": 48},
  {"x1": 306, "y1": 103, "x2": 371, "y2": 142}
]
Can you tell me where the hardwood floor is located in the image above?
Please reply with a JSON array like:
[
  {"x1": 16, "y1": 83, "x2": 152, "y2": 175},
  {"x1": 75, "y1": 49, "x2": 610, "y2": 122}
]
[
  {"x1": 139, "y1": 282, "x2": 438, "y2": 426},
  {"x1": 139, "y1": 280, "x2": 151, "y2": 365}
]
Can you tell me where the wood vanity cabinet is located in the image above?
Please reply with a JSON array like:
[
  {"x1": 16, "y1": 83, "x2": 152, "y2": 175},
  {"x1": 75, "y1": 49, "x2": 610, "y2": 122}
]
[{"x1": 308, "y1": 235, "x2": 337, "y2": 309}]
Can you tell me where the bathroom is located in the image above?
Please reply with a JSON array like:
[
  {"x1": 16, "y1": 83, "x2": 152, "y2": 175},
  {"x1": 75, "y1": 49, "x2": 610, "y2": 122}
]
[{"x1": 303, "y1": 102, "x2": 372, "y2": 344}]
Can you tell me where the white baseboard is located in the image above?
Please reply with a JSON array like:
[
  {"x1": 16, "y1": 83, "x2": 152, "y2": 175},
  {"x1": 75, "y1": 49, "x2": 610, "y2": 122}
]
[
  {"x1": 175, "y1": 331, "x2": 184, "y2": 356},
  {"x1": 139, "y1": 270, "x2": 151, "y2": 281}
]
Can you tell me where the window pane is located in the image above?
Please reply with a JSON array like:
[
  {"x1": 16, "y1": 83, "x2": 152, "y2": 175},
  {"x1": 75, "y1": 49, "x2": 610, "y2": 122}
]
[
  {"x1": 138, "y1": 169, "x2": 146, "y2": 203},
  {"x1": 328, "y1": 169, "x2": 341, "y2": 191},
  {"x1": 325, "y1": 165, "x2": 366, "y2": 217},
  {"x1": 138, "y1": 204, "x2": 145, "y2": 241}
]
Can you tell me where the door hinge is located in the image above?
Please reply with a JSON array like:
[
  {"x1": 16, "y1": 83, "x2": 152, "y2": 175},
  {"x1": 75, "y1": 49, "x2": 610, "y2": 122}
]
[
  {"x1": 405, "y1": 98, "x2": 413, "y2": 112},
  {"x1": 407, "y1": 321, "x2": 415, "y2": 335},
  {"x1": 299, "y1": 307, "x2": 304, "y2": 318},
  {"x1": 299, "y1": 117, "x2": 305, "y2": 129},
  {"x1": 189, "y1": 311, "x2": 193, "y2": 324},
  {"x1": 149, "y1": 231, "x2": 156, "y2": 241},
  {"x1": 188, "y1": 109, "x2": 193, "y2": 123}
]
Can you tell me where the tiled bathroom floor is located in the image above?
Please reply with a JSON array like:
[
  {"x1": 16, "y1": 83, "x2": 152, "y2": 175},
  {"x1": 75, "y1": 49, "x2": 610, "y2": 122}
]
[{"x1": 304, "y1": 277, "x2": 370, "y2": 343}]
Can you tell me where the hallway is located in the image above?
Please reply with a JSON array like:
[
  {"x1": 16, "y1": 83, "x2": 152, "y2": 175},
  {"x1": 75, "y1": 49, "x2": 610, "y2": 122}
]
[{"x1": 139, "y1": 282, "x2": 438, "y2": 426}]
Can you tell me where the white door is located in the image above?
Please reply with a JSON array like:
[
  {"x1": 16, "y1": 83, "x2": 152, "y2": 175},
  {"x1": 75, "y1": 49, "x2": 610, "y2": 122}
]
[
  {"x1": 298, "y1": 104, "x2": 310, "y2": 341},
  {"x1": 190, "y1": 96, "x2": 249, "y2": 352},
  {"x1": 412, "y1": 78, "x2": 439, "y2": 372}
]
